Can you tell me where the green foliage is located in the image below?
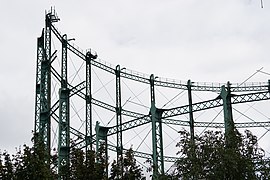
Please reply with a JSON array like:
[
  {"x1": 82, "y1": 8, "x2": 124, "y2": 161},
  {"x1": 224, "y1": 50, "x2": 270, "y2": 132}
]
[
  {"x1": 174, "y1": 129, "x2": 270, "y2": 179},
  {"x1": 109, "y1": 147, "x2": 145, "y2": 180},
  {"x1": 69, "y1": 144, "x2": 108, "y2": 180},
  {"x1": 0, "y1": 134, "x2": 57, "y2": 179},
  {"x1": 0, "y1": 151, "x2": 14, "y2": 180}
]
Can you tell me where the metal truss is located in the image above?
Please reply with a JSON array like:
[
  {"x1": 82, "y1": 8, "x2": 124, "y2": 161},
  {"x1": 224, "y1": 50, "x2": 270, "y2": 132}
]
[{"x1": 35, "y1": 9, "x2": 270, "y2": 179}]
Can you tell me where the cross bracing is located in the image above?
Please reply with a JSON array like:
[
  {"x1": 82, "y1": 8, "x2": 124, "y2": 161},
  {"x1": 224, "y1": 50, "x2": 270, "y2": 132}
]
[{"x1": 35, "y1": 9, "x2": 270, "y2": 179}]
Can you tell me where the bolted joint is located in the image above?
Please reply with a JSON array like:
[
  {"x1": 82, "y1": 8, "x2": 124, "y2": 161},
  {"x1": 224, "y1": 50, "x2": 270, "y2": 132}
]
[
  {"x1": 40, "y1": 111, "x2": 50, "y2": 122},
  {"x1": 116, "y1": 146, "x2": 123, "y2": 154},
  {"x1": 59, "y1": 88, "x2": 70, "y2": 98},
  {"x1": 86, "y1": 95, "x2": 91, "y2": 104},
  {"x1": 156, "y1": 109, "x2": 164, "y2": 120},
  {"x1": 41, "y1": 59, "x2": 49, "y2": 68},
  {"x1": 115, "y1": 107, "x2": 122, "y2": 115}
]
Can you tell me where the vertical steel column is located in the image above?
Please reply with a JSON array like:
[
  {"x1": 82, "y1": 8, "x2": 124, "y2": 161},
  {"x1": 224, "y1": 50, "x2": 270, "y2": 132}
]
[
  {"x1": 58, "y1": 34, "x2": 70, "y2": 178},
  {"x1": 150, "y1": 74, "x2": 164, "y2": 179},
  {"x1": 39, "y1": 13, "x2": 53, "y2": 152},
  {"x1": 115, "y1": 65, "x2": 123, "y2": 178},
  {"x1": 220, "y1": 82, "x2": 235, "y2": 147},
  {"x1": 187, "y1": 80, "x2": 195, "y2": 141},
  {"x1": 85, "y1": 51, "x2": 93, "y2": 151},
  {"x1": 95, "y1": 122, "x2": 109, "y2": 178},
  {"x1": 34, "y1": 30, "x2": 44, "y2": 135}
]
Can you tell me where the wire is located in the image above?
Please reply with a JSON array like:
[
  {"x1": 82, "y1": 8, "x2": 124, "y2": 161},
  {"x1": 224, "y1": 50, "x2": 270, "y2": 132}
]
[
  {"x1": 124, "y1": 124, "x2": 152, "y2": 151},
  {"x1": 257, "y1": 69, "x2": 270, "y2": 76},
  {"x1": 70, "y1": 99, "x2": 84, "y2": 122},
  {"x1": 92, "y1": 68, "x2": 115, "y2": 103},
  {"x1": 199, "y1": 110, "x2": 223, "y2": 136},
  {"x1": 163, "y1": 123, "x2": 182, "y2": 150},
  {"x1": 135, "y1": 127, "x2": 152, "y2": 152},
  {"x1": 238, "y1": 67, "x2": 263, "y2": 87},
  {"x1": 93, "y1": 78, "x2": 114, "y2": 95},
  {"x1": 122, "y1": 80, "x2": 149, "y2": 110},
  {"x1": 69, "y1": 60, "x2": 84, "y2": 84},
  {"x1": 162, "y1": 90, "x2": 185, "y2": 108},
  {"x1": 126, "y1": 100, "x2": 149, "y2": 109}
]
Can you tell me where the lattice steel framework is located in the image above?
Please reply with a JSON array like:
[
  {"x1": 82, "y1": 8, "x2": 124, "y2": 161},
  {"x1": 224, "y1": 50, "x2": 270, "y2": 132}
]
[{"x1": 34, "y1": 9, "x2": 270, "y2": 179}]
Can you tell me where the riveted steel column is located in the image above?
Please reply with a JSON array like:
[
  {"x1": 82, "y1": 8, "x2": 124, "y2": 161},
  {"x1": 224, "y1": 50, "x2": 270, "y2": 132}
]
[
  {"x1": 58, "y1": 34, "x2": 70, "y2": 179},
  {"x1": 150, "y1": 74, "x2": 164, "y2": 179},
  {"x1": 95, "y1": 122, "x2": 109, "y2": 178},
  {"x1": 34, "y1": 30, "x2": 44, "y2": 135},
  {"x1": 220, "y1": 82, "x2": 235, "y2": 147},
  {"x1": 39, "y1": 12, "x2": 53, "y2": 152},
  {"x1": 187, "y1": 80, "x2": 195, "y2": 141},
  {"x1": 85, "y1": 51, "x2": 96, "y2": 151},
  {"x1": 115, "y1": 65, "x2": 123, "y2": 178}
]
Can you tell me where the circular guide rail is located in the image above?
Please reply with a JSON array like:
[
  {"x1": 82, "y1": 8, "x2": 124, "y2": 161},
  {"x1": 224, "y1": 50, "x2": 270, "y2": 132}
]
[{"x1": 35, "y1": 8, "x2": 270, "y2": 178}]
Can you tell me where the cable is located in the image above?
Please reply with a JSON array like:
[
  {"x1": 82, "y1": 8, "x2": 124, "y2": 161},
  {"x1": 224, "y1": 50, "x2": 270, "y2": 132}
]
[
  {"x1": 238, "y1": 67, "x2": 263, "y2": 87},
  {"x1": 135, "y1": 127, "x2": 152, "y2": 152},
  {"x1": 93, "y1": 77, "x2": 114, "y2": 95},
  {"x1": 234, "y1": 103, "x2": 256, "y2": 122},
  {"x1": 258, "y1": 69, "x2": 270, "y2": 76},
  {"x1": 122, "y1": 80, "x2": 149, "y2": 110},
  {"x1": 92, "y1": 68, "x2": 115, "y2": 103},
  {"x1": 162, "y1": 90, "x2": 186, "y2": 108},
  {"x1": 69, "y1": 59, "x2": 84, "y2": 84},
  {"x1": 163, "y1": 124, "x2": 181, "y2": 150},
  {"x1": 70, "y1": 99, "x2": 84, "y2": 122},
  {"x1": 124, "y1": 124, "x2": 152, "y2": 151},
  {"x1": 199, "y1": 110, "x2": 223, "y2": 136},
  {"x1": 126, "y1": 100, "x2": 149, "y2": 109}
]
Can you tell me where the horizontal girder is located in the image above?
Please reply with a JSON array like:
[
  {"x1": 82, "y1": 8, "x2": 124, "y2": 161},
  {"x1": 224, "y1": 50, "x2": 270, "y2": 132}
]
[{"x1": 50, "y1": 23, "x2": 269, "y2": 93}]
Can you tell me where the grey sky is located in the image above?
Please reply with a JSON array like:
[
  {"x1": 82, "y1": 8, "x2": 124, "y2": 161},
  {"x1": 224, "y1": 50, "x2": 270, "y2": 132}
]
[{"x1": 0, "y1": 0, "x2": 270, "y2": 156}]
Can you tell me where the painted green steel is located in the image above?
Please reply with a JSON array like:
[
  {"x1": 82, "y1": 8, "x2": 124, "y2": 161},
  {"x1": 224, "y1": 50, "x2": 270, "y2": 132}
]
[
  {"x1": 37, "y1": 9, "x2": 59, "y2": 154},
  {"x1": 39, "y1": 13, "x2": 52, "y2": 152},
  {"x1": 58, "y1": 34, "x2": 70, "y2": 179},
  {"x1": 150, "y1": 74, "x2": 165, "y2": 179},
  {"x1": 34, "y1": 30, "x2": 44, "y2": 135},
  {"x1": 115, "y1": 65, "x2": 123, "y2": 178},
  {"x1": 49, "y1": 22, "x2": 270, "y2": 94},
  {"x1": 220, "y1": 83, "x2": 236, "y2": 147},
  {"x1": 85, "y1": 51, "x2": 93, "y2": 151},
  {"x1": 95, "y1": 122, "x2": 109, "y2": 178},
  {"x1": 35, "y1": 10, "x2": 270, "y2": 178},
  {"x1": 187, "y1": 80, "x2": 195, "y2": 141}
]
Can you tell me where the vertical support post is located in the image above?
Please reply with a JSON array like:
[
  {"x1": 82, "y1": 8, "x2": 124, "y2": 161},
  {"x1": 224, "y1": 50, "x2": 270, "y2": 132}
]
[
  {"x1": 39, "y1": 12, "x2": 53, "y2": 153},
  {"x1": 58, "y1": 34, "x2": 70, "y2": 178},
  {"x1": 268, "y1": 80, "x2": 270, "y2": 93},
  {"x1": 187, "y1": 80, "x2": 195, "y2": 141},
  {"x1": 85, "y1": 51, "x2": 93, "y2": 151},
  {"x1": 34, "y1": 30, "x2": 44, "y2": 135},
  {"x1": 95, "y1": 122, "x2": 109, "y2": 179},
  {"x1": 220, "y1": 82, "x2": 235, "y2": 147},
  {"x1": 150, "y1": 74, "x2": 164, "y2": 179},
  {"x1": 115, "y1": 65, "x2": 123, "y2": 178}
]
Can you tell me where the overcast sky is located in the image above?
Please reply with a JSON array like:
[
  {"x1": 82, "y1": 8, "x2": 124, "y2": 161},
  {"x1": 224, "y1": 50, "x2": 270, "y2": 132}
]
[{"x1": 1, "y1": 0, "x2": 270, "y2": 154}]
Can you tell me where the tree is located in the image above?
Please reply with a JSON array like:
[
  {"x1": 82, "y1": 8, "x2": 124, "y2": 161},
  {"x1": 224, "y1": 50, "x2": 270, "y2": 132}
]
[
  {"x1": 0, "y1": 134, "x2": 57, "y2": 180},
  {"x1": 174, "y1": 129, "x2": 268, "y2": 179},
  {"x1": 0, "y1": 151, "x2": 14, "y2": 180},
  {"x1": 109, "y1": 147, "x2": 145, "y2": 180},
  {"x1": 69, "y1": 143, "x2": 108, "y2": 180}
]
